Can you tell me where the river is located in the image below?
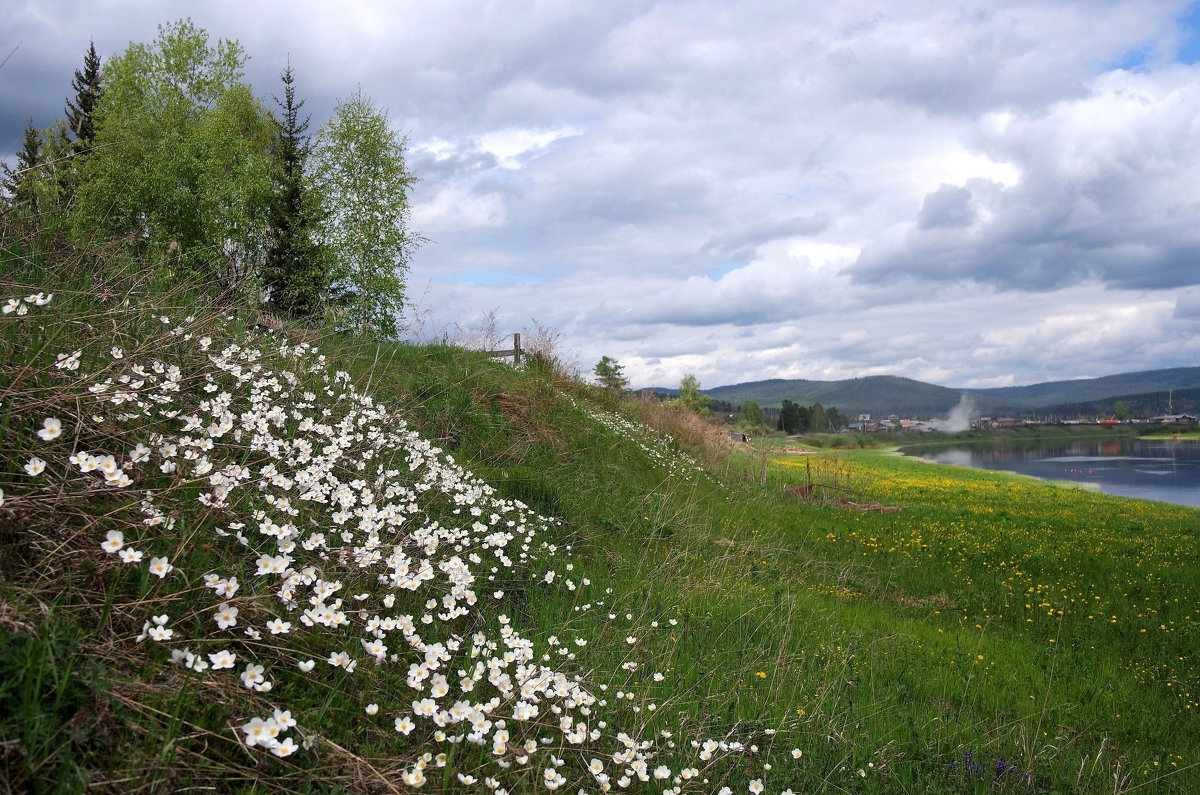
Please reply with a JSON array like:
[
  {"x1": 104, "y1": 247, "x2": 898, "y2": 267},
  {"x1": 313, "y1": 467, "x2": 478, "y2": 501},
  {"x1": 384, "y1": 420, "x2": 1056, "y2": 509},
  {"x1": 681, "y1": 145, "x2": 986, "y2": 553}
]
[{"x1": 902, "y1": 435, "x2": 1200, "y2": 508}]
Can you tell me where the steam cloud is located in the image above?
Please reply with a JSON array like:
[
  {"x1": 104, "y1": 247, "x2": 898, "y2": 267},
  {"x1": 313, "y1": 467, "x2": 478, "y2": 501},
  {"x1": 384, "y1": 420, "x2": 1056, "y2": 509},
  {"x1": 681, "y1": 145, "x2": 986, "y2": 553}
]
[{"x1": 932, "y1": 394, "x2": 976, "y2": 432}]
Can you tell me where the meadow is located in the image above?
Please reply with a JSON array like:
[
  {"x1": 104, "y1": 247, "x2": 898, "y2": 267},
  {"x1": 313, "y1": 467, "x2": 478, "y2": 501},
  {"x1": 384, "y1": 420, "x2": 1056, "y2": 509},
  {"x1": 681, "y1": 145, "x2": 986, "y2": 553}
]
[{"x1": 2, "y1": 233, "x2": 1198, "y2": 793}]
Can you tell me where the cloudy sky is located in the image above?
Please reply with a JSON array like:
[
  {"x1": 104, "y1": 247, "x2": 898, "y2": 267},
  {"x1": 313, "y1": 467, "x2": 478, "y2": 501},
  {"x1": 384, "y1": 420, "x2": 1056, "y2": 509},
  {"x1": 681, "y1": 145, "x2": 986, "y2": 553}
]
[{"x1": 5, "y1": 1, "x2": 1200, "y2": 390}]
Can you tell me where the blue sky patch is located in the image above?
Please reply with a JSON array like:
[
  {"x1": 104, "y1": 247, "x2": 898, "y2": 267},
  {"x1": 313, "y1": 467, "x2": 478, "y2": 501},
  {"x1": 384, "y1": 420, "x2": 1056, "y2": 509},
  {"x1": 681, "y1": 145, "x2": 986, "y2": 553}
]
[{"x1": 1179, "y1": 1, "x2": 1200, "y2": 64}]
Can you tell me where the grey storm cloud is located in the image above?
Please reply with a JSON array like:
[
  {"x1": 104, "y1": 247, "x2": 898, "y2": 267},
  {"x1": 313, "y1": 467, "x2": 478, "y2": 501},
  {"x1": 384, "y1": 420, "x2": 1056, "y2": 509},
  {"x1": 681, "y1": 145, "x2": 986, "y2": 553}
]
[
  {"x1": 917, "y1": 185, "x2": 975, "y2": 230},
  {"x1": 1174, "y1": 289, "x2": 1200, "y2": 320},
  {"x1": 853, "y1": 63, "x2": 1200, "y2": 293}
]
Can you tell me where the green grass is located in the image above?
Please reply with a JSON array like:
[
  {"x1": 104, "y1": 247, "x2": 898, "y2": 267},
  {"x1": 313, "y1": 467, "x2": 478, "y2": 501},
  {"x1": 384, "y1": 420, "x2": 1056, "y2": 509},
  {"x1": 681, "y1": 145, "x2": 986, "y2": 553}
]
[{"x1": 3, "y1": 223, "x2": 1199, "y2": 792}]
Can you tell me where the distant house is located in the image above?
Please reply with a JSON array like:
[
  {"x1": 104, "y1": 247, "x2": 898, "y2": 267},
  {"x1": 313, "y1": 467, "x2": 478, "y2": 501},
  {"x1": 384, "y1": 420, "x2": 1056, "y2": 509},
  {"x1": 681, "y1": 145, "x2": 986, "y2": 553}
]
[{"x1": 1150, "y1": 414, "x2": 1198, "y2": 425}]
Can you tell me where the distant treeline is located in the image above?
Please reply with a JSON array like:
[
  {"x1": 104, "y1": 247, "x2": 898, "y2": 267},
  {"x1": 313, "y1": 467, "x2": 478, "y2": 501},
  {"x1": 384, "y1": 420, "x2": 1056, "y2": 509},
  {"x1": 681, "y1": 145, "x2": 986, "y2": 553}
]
[
  {"x1": 711, "y1": 398, "x2": 846, "y2": 433},
  {"x1": 1019, "y1": 388, "x2": 1200, "y2": 421}
]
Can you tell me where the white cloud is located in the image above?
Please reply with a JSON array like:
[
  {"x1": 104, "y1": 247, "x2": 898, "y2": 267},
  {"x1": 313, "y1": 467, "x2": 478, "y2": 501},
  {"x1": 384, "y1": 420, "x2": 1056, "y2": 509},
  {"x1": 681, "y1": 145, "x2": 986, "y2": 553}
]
[{"x1": 476, "y1": 125, "x2": 583, "y2": 169}]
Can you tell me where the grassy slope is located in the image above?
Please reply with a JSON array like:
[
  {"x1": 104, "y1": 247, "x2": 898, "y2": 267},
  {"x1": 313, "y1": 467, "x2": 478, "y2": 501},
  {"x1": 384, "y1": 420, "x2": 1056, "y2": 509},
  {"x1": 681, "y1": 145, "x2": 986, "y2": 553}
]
[{"x1": 2, "y1": 234, "x2": 1198, "y2": 792}]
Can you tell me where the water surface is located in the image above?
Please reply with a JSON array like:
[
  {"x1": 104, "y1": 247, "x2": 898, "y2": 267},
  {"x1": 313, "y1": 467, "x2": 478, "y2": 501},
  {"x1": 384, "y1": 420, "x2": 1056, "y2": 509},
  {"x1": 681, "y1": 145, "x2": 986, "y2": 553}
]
[{"x1": 904, "y1": 436, "x2": 1200, "y2": 508}]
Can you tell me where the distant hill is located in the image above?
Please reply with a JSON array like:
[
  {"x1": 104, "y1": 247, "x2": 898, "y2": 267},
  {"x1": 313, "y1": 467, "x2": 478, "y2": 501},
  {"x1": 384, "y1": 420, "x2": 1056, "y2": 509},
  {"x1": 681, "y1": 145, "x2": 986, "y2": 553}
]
[
  {"x1": 959, "y1": 367, "x2": 1200, "y2": 408},
  {"x1": 645, "y1": 375, "x2": 988, "y2": 417},
  {"x1": 641, "y1": 366, "x2": 1200, "y2": 418},
  {"x1": 1034, "y1": 387, "x2": 1200, "y2": 420},
  {"x1": 705, "y1": 376, "x2": 973, "y2": 418}
]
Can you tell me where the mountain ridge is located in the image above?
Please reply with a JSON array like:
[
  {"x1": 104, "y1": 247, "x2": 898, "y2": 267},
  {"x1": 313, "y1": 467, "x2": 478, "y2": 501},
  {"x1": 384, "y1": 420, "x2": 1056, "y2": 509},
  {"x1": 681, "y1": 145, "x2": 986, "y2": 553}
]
[{"x1": 640, "y1": 366, "x2": 1200, "y2": 417}]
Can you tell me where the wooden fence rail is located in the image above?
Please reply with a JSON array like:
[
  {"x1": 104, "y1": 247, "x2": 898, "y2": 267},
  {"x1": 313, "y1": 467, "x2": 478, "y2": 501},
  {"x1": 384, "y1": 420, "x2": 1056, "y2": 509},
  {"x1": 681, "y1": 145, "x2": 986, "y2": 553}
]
[{"x1": 486, "y1": 333, "x2": 521, "y2": 364}]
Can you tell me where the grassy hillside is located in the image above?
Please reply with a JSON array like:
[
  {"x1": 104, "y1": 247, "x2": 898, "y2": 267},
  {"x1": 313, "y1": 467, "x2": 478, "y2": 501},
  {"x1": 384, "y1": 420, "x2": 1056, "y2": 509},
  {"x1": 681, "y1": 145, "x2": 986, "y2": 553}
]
[{"x1": 3, "y1": 229, "x2": 1200, "y2": 793}]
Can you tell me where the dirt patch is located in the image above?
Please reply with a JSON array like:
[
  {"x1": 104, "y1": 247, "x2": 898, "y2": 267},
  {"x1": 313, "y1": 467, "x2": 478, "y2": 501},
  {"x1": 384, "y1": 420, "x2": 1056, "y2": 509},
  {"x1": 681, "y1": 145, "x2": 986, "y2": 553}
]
[
  {"x1": 832, "y1": 500, "x2": 901, "y2": 513},
  {"x1": 896, "y1": 592, "x2": 958, "y2": 611}
]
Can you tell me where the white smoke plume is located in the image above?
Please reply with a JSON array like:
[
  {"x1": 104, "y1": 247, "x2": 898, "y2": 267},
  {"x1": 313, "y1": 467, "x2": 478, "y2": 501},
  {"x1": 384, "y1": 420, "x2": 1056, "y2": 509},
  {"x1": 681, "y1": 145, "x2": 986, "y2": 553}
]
[{"x1": 931, "y1": 394, "x2": 976, "y2": 432}]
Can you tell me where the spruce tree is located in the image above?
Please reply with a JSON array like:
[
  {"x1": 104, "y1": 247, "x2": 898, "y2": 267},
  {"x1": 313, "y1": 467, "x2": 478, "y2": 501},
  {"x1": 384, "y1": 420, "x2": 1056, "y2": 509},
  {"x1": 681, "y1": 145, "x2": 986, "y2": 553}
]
[
  {"x1": 264, "y1": 63, "x2": 328, "y2": 320},
  {"x1": 64, "y1": 40, "x2": 102, "y2": 155},
  {"x1": 1, "y1": 119, "x2": 43, "y2": 212},
  {"x1": 593, "y1": 355, "x2": 629, "y2": 391}
]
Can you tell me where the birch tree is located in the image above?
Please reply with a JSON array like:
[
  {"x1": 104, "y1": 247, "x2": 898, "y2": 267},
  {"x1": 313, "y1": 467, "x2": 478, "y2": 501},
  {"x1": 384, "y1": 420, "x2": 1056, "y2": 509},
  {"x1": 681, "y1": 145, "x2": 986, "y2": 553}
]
[{"x1": 311, "y1": 89, "x2": 420, "y2": 337}]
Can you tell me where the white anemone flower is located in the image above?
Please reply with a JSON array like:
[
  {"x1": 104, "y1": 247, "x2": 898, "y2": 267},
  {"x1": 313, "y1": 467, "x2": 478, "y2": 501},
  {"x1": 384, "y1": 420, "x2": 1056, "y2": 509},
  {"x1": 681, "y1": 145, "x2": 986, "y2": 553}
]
[
  {"x1": 147, "y1": 625, "x2": 173, "y2": 641},
  {"x1": 214, "y1": 604, "x2": 239, "y2": 629},
  {"x1": 24, "y1": 457, "x2": 46, "y2": 476},
  {"x1": 147, "y1": 556, "x2": 173, "y2": 578},
  {"x1": 37, "y1": 418, "x2": 62, "y2": 441},
  {"x1": 240, "y1": 663, "x2": 265, "y2": 688},
  {"x1": 272, "y1": 737, "x2": 298, "y2": 757},
  {"x1": 100, "y1": 530, "x2": 124, "y2": 553}
]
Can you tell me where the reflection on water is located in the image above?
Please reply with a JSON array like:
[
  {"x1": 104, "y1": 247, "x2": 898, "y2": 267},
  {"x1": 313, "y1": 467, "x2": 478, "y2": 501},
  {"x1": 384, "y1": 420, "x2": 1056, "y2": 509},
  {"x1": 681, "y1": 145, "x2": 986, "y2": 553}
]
[{"x1": 905, "y1": 437, "x2": 1200, "y2": 508}]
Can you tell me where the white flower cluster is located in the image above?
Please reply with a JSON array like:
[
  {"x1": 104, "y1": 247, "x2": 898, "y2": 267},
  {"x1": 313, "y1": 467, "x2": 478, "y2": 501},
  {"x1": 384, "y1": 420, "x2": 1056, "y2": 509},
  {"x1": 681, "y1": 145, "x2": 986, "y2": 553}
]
[
  {"x1": 2, "y1": 291, "x2": 52, "y2": 316},
  {"x1": 574, "y1": 399, "x2": 708, "y2": 483},
  {"x1": 7, "y1": 294, "x2": 799, "y2": 793}
]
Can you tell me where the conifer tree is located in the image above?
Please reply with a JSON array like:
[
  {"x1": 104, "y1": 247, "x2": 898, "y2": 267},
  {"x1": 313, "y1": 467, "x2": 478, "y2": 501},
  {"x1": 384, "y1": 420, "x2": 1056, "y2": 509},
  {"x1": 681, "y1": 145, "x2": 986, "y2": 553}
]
[
  {"x1": 1, "y1": 120, "x2": 43, "y2": 212},
  {"x1": 264, "y1": 63, "x2": 328, "y2": 319},
  {"x1": 593, "y1": 355, "x2": 629, "y2": 391},
  {"x1": 64, "y1": 40, "x2": 102, "y2": 155}
]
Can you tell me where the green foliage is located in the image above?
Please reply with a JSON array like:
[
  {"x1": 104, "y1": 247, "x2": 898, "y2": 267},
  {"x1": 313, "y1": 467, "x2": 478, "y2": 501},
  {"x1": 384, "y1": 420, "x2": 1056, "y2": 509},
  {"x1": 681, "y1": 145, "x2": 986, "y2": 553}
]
[
  {"x1": 739, "y1": 399, "x2": 763, "y2": 429},
  {"x1": 592, "y1": 354, "x2": 628, "y2": 391},
  {"x1": 262, "y1": 64, "x2": 328, "y2": 320},
  {"x1": 810, "y1": 401, "x2": 827, "y2": 432},
  {"x1": 72, "y1": 19, "x2": 274, "y2": 293},
  {"x1": 0, "y1": 617, "x2": 108, "y2": 791},
  {"x1": 675, "y1": 372, "x2": 710, "y2": 414},
  {"x1": 311, "y1": 89, "x2": 419, "y2": 337},
  {"x1": 778, "y1": 399, "x2": 802, "y2": 433}
]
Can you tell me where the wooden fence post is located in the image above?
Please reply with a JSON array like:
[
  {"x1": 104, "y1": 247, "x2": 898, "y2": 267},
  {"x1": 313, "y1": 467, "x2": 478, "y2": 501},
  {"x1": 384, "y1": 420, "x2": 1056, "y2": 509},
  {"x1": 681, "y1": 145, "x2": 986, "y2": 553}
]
[{"x1": 513, "y1": 333, "x2": 521, "y2": 365}]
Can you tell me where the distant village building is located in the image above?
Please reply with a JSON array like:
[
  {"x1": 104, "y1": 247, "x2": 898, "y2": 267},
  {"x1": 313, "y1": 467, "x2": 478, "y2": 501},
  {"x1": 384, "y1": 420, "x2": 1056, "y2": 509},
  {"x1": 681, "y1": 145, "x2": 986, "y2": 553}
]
[
  {"x1": 980, "y1": 417, "x2": 1024, "y2": 429},
  {"x1": 1150, "y1": 413, "x2": 1198, "y2": 425}
]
